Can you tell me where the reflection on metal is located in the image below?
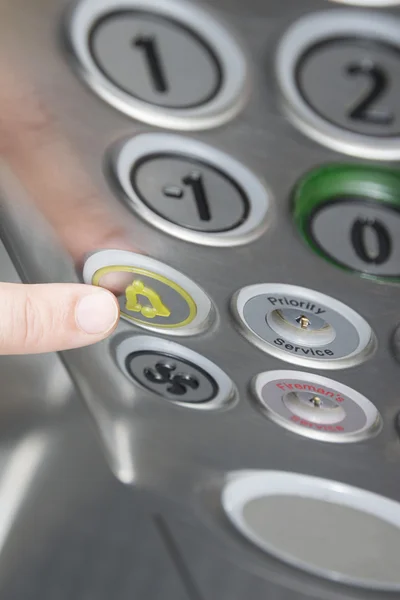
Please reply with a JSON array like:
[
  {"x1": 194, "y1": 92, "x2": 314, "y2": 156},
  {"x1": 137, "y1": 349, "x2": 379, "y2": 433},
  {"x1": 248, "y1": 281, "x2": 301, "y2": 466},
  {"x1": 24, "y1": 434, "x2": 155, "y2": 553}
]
[
  {"x1": 0, "y1": 434, "x2": 48, "y2": 552},
  {"x1": 113, "y1": 420, "x2": 136, "y2": 485}
]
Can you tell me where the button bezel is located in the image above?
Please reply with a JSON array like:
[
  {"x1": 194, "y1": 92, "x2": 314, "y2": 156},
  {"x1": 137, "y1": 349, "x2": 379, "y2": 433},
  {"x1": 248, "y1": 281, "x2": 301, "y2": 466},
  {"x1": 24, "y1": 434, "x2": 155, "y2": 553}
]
[
  {"x1": 83, "y1": 249, "x2": 215, "y2": 335},
  {"x1": 115, "y1": 335, "x2": 237, "y2": 410},
  {"x1": 232, "y1": 283, "x2": 376, "y2": 369},
  {"x1": 251, "y1": 369, "x2": 381, "y2": 443},
  {"x1": 64, "y1": 0, "x2": 251, "y2": 130},
  {"x1": 222, "y1": 470, "x2": 400, "y2": 591},
  {"x1": 293, "y1": 164, "x2": 400, "y2": 283},
  {"x1": 275, "y1": 10, "x2": 400, "y2": 159},
  {"x1": 109, "y1": 133, "x2": 271, "y2": 246}
]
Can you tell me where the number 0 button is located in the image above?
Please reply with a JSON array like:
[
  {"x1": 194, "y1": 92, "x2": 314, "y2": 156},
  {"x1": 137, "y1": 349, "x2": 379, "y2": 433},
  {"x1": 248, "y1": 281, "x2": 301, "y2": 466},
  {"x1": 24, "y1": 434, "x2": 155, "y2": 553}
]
[
  {"x1": 293, "y1": 164, "x2": 400, "y2": 282},
  {"x1": 110, "y1": 133, "x2": 271, "y2": 246},
  {"x1": 276, "y1": 11, "x2": 400, "y2": 159},
  {"x1": 66, "y1": 0, "x2": 250, "y2": 130}
]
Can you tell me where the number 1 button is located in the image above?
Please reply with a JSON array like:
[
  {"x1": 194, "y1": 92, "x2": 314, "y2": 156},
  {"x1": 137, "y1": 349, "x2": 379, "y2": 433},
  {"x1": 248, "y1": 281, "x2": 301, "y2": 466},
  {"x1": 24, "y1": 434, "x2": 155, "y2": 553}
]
[
  {"x1": 67, "y1": 0, "x2": 250, "y2": 130},
  {"x1": 293, "y1": 164, "x2": 400, "y2": 282},
  {"x1": 90, "y1": 13, "x2": 220, "y2": 108}
]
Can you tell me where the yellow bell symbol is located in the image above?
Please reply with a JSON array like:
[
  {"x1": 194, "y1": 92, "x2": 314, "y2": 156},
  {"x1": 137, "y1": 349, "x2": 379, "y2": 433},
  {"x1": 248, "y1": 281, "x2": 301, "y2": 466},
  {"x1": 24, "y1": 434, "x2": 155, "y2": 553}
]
[{"x1": 125, "y1": 279, "x2": 171, "y2": 319}]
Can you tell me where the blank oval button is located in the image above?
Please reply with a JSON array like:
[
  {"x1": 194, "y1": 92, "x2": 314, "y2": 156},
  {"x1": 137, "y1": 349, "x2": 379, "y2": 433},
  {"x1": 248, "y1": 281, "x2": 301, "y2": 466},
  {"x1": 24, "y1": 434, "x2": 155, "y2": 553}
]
[{"x1": 222, "y1": 471, "x2": 400, "y2": 591}]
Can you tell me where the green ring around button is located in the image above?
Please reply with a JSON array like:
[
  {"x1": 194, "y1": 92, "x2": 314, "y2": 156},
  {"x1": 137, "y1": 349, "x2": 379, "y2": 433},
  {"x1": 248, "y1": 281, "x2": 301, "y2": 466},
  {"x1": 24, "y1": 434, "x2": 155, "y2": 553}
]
[{"x1": 293, "y1": 164, "x2": 400, "y2": 283}]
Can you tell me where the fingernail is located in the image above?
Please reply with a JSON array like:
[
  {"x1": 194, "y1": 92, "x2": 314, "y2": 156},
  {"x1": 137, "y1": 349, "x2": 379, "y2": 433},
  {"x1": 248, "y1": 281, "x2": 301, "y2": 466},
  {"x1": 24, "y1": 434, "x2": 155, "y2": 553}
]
[{"x1": 75, "y1": 291, "x2": 119, "y2": 335}]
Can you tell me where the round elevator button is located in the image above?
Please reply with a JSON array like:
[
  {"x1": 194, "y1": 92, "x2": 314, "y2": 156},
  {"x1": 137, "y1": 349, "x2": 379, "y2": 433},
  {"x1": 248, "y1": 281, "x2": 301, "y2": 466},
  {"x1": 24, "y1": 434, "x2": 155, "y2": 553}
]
[
  {"x1": 90, "y1": 12, "x2": 221, "y2": 109},
  {"x1": 83, "y1": 250, "x2": 214, "y2": 334},
  {"x1": 132, "y1": 156, "x2": 248, "y2": 232},
  {"x1": 115, "y1": 335, "x2": 236, "y2": 409},
  {"x1": 232, "y1": 283, "x2": 375, "y2": 369},
  {"x1": 252, "y1": 370, "x2": 381, "y2": 442},
  {"x1": 66, "y1": 0, "x2": 250, "y2": 130},
  {"x1": 222, "y1": 471, "x2": 400, "y2": 591},
  {"x1": 293, "y1": 164, "x2": 400, "y2": 282},
  {"x1": 126, "y1": 352, "x2": 218, "y2": 403},
  {"x1": 276, "y1": 11, "x2": 400, "y2": 159},
  {"x1": 110, "y1": 133, "x2": 271, "y2": 246}
]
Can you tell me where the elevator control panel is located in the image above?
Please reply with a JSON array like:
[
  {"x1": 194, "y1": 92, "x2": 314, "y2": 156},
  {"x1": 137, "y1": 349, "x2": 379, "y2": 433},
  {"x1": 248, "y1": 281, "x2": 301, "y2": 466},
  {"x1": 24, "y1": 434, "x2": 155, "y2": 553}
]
[{"x1": 63, "y1": 0, "x2": 400, "y2": 594}]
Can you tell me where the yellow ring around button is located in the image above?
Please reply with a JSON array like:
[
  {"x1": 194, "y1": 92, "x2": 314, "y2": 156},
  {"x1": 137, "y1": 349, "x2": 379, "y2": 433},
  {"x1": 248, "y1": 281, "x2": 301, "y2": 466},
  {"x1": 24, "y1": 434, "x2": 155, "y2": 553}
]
[{"x1": 92, "y1": 265, "x2": 197, "y2": 329}]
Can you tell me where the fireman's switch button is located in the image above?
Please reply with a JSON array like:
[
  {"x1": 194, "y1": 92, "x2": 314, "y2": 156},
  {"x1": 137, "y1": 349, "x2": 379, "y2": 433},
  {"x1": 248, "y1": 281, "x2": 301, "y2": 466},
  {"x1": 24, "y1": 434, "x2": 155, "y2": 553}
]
[{"x1": 82, "y1": 249, "x2": 214, "y2": 335}]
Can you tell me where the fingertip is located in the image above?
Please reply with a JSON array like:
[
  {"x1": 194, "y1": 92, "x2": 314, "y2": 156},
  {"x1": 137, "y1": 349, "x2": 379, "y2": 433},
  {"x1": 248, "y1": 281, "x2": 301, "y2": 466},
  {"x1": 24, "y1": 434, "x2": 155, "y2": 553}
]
[{"x1": 75, "y1": 288, "x2": 120, "y2": 336}]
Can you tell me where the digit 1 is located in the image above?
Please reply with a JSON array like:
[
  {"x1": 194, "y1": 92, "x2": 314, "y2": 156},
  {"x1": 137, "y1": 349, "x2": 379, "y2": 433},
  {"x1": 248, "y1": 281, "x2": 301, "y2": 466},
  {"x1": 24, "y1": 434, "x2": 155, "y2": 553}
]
[
  {"x1": 350, "y1": 218, "x2": 392, "y2": 265},
  {"x1": 182, "y1": 172, "x2": 211, "y2": 221},
  {"x1": 133, "y1": 36, "x2": 168, "y2": 93}
]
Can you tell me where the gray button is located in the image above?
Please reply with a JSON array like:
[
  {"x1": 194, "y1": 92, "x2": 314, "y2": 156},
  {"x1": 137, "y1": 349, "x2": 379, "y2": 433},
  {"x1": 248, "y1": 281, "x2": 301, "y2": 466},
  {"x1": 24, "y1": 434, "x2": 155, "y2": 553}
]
[
  {"x1": 126, "y1": 351, "x2": 218, "y2": 402},
  {"x1": 310, "y1": 198, "x2": 400, "y2": 277},
  {"x1": 252, "y1": 370, "x2": 381, "y2": 443},
  {"x1": 276, "y1": 11, "x2": 400, "y2": 159},
  {"x1": 233, "y1": 284, "x2": 375, "y2": 369},
  {"x1": 297, "y1": 39, "x2": 400, "y2": 137},
  {"x1": 259, "y1": 377, "x2": 365, "y2": 435},
  {"x1": 243, "y1": 293, "x2": 359, "y2": 360},
  {"x1": 89, "y1": 12, "x2": 221, "y2": 108},
  {"x1": 131, "y1": 155, "x2": 249, "y2": 232}
]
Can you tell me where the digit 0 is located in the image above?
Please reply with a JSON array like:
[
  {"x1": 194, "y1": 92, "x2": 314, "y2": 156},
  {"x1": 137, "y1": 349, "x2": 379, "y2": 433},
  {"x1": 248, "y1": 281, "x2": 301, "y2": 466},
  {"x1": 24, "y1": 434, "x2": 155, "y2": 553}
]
[{"x1": 350, "y1": 217, "x2": 392, "y2": 265}]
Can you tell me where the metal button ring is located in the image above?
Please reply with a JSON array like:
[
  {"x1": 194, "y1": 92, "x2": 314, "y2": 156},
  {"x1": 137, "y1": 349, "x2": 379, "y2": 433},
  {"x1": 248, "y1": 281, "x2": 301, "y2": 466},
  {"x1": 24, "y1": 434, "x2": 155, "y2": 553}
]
[
  {"x1": 276, "y1": 10, "x2": 400, "y2": 159},
  {"x1": 109, "y1": 133, "x2": 271, "y2": 247},
  {"x1": 65, "y1": 0, "x2": 251, "y2": 130}
]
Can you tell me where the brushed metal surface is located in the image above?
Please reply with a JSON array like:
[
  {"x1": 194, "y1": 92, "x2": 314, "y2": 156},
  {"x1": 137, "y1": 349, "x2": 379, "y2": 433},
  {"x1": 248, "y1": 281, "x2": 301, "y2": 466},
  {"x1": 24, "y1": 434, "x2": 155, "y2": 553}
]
[{"x1": 0, "y1": 0, "x2": 400, "y2": 598}]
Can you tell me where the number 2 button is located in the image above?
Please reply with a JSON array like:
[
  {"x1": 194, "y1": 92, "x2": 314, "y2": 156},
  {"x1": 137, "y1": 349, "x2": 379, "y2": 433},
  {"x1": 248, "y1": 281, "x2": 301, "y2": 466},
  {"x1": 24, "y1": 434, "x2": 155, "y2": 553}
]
[
  {"x1": 276, "y1": 11, "x2": 400, "y2": 159},
  {"x1": 293, "y1": 164, "x2": 400, "y2": 282}
]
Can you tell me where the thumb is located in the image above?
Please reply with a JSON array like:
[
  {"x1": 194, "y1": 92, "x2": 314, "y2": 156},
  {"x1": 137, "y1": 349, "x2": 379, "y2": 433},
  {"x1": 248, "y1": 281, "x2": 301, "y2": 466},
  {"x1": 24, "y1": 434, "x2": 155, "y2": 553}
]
[{"x1": 0, "y1": 282, "x2": 119, "y2": 355}]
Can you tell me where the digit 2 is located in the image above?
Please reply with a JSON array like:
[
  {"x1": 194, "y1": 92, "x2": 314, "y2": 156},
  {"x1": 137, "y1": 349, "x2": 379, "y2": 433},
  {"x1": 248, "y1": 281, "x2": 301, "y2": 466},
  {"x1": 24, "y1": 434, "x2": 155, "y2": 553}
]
[
  {"x1": 346, "y1": 62, "x2": 393, "y2": 125},
  {"x1": 134, "y1": 35, "x2": 168, "y2": 93},
  {"x1": 350, "y1": 217, "x2": 392, "y2": 265}
]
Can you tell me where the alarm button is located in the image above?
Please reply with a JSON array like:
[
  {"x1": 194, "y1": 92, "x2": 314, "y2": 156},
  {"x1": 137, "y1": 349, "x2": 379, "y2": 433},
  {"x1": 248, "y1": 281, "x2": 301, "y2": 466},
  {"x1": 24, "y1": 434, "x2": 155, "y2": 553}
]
[
  {"x1": 293, "y1": 164, "x2": 400, "y2": 282},
  {"x1": 83, "y1": 250, "x2": 214, "y2": 335}
]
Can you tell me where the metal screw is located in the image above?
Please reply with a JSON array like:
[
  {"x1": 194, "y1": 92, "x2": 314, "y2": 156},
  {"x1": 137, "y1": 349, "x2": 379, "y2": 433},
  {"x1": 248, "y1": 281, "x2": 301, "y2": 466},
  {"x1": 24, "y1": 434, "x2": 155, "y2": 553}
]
[{"x1": 296, "y1": 315, "x2": 311, "y2": 329}]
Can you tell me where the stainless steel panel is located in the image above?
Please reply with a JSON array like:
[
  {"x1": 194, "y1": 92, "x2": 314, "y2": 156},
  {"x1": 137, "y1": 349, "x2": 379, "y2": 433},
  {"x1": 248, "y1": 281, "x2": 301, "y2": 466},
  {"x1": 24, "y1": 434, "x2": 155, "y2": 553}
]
[{"x1": 0, "y1": 0, "x2": 399, "y2": 597}]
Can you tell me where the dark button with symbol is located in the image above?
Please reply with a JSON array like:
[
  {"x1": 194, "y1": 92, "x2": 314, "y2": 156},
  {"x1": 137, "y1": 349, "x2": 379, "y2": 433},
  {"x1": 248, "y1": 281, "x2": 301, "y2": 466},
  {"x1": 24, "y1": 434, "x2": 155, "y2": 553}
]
[
  {"x1": 293, "y1": 164, "x2": 400, "y2": 282},
  {"x1": 126, "y1": 351, "x2": 218, "y2": 403},
  {"x1": 131, "y1": 155, "x2": 249, "y2": 232},
  {"x1": 89, "y1": 12, "x2": 221, "y2": 109}
]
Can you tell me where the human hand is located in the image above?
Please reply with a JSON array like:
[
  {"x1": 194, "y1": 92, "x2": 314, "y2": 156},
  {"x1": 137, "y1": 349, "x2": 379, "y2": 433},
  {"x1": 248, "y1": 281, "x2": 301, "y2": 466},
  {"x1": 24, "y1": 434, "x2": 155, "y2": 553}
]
[{"x1": 0, "y1": 61, "x2": 135, "y2": 354}]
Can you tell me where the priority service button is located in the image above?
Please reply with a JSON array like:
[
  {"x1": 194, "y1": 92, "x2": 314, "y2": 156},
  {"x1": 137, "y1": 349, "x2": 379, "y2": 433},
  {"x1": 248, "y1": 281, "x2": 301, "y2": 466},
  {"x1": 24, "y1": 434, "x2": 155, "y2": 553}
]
[
  {"x1": 83, "y1": 250, "x2": 214, "y2": 334},
  {"x1": 232, "y1": 283, "x2": 376, "y2": 369}
]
